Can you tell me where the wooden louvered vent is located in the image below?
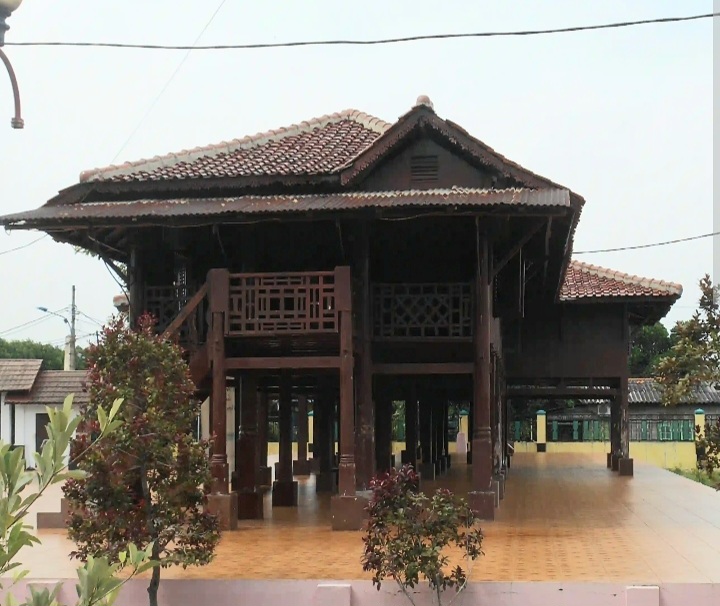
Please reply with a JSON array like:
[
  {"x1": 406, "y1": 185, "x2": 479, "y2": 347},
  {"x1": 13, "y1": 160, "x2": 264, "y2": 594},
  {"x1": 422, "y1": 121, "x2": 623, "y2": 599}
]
[{"x1": 410, "y1": 154, "x2": 439, "y2": 185}]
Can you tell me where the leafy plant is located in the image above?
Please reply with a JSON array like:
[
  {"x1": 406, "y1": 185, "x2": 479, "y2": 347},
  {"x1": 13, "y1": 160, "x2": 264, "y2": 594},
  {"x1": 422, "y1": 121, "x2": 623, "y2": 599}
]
[
  {"x1": 0, "y1": 394, "x2": 157, "y2": 606},
  {"x1": 696, "y1": 417, "x2": 720, "y2": 490},
  {"x1": 63, "y1": 315, "x2": 220, "y2": 606},
  {"x1": 362, "y1": 465, "x2": 483, "y2": 606},
  {"x1": 655, "y1": 275, "x2": 720, "y2": 405}
]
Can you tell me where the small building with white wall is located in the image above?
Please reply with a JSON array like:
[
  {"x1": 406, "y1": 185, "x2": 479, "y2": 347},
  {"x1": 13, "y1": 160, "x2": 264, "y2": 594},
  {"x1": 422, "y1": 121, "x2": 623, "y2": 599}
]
[{"x1": 0, "y1": 360, "x2": 87, "y2": 467}]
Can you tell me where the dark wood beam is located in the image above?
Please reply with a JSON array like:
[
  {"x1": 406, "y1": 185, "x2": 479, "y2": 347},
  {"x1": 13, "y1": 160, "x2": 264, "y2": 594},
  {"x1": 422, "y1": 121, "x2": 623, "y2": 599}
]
[
  {"x1": 225, "y1": 356, "x2": 341, "y2": 370},
  {"x1": 372, "y1": 362, "x2": 473, "y2": 375},
  {"x1": 492, "y1": 219, "x2": 546, "y2": 280},
  {"x1": 542, "y1": 217, "x2": 553, "y2": 287}
]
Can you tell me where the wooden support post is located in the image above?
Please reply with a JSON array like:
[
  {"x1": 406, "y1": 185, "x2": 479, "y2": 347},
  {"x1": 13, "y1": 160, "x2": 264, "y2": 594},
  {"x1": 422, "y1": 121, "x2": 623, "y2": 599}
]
[
  {"x1": 315, "y1": 377, "x2": 335, "y2": 493},
  {"x1": 258, "y1": 390, "x2": 271, "y2": 488},
  {"x1": 469, "y1": 230, "x2": 495, "y2": 520},
  {"x1": 355, "y1": 222, "x2": 375, "y2": 491},
  {"x1": 236, "y1": 375, "x2": 263, "y2": 519},
  {"x1": 128, "y1": 241, "x2": 145, "y2": 327},
  {"x1": 610, "y1": 396, "x2": 621, "y2": 471},
  {"x1": 434, "y1": 399, "x2": 445, "y2": 474},
  {"x1": 403, "y1": 384, "x2": 419, "y2": 468},
  {"x1": 375, "y1": 393, "x2": 393, "y2": 472},
  {"x1": 443, "y1": 400, "x2": 451, "y2": 470},
  {"x1": 618, "y1": 375, "x2": 633, "y2": 476},
  {"x1": 205, "y1": 269, "x2": 237, "y2": 530},
  {"x1": 293, "y1": 395, "x2": 311, "y2": 475},
  {"x1": 273, "y1": 371, "x2": 298, "y2": 506},
  {"x1": 331, "y1": 266, "x2": 367, "y2": 530},
  {"x1": 419, "y1": 395, "x2": 435, "y2": 480}
]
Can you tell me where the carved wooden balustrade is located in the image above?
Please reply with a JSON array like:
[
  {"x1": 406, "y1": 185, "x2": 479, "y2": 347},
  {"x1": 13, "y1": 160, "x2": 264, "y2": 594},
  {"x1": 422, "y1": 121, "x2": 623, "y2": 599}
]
[
  {"x1": 371, "y1": 282, "x2": 473, "y2": 340},
  {"x1": 227, "y1": 271, "x2": 338, "y2": 336},
  {"x1": 146, "y1": 268, "x2": 347, "y2": 345},
  {"x1": 148, "y1": 273, "x2": 472, "y2": 348}
]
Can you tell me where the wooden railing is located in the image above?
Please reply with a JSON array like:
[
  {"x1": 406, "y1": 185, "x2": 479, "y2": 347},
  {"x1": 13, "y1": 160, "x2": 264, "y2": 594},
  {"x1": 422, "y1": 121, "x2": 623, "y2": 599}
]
[
  {"x1": 145, "y1": 282, "x2": 207, "y2": 348},
  {"x1": 226, "y1": 271, "x2": 339, "y2": 336},
  {"x1": 372, "y1": 282, "x2": 473, "y2": 339}
]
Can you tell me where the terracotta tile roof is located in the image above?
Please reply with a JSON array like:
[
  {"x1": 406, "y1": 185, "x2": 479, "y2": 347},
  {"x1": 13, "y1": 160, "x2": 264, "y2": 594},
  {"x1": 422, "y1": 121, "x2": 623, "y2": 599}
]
[
  {"x1": 628, "y1": 378, "x2": 720, "y2": 405},
  {"x1": 560, "y1": 261, "x2": 682, "y2": 301},
  {"x1": 0, "y1": 359, "x2": 42, "y2": 392},
  {"x1": 80, "y1": 110, "x2": 391, "y2": 183},
  {"x1": 5, "y1": 370, "x2": 89, "y2": 406},
  {"x1": 0, "y1": 187, "x2": 571, "y2": 225}
]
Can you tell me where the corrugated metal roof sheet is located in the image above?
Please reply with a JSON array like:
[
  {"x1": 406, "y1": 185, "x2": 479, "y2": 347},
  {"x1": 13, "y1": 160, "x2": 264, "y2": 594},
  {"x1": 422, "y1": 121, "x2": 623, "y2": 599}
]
[
  {"x1": 5, "y1": 370, "x2": 89, "y2": 406},
  {"x1": 628, "y1": 378, "x2": 720, "y2": 405},
  {"x1": 0, "y1": 187, "x2": 571, "y2": 226},
  {"x1": 0, "y1": 359, "x2": 42, "y2": 392}
]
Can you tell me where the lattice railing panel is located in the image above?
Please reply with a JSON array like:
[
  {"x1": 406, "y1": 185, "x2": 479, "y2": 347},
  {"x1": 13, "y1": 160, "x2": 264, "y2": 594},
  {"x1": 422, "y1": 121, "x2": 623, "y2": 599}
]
[
  {"x1": 228, "y1": 272, "x2": 338, "y2": 335},
  {"x1": 372, "y1": 283, "x2": 473, "y2": 339}
]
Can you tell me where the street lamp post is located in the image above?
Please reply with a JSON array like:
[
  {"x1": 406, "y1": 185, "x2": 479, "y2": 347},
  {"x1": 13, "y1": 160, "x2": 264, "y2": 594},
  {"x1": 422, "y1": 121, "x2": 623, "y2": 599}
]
[
  {"x1": 0, "y1": 0, "x2": 23, "y2": 129},
  {"x1": 38, "y1": 286, "x2": 77, "y2": 371}
]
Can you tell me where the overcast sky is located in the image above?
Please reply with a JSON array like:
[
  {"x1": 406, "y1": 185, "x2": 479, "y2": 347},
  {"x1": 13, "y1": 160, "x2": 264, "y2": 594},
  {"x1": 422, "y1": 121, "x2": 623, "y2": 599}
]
[{"x1": 0, "y1": 0, "x2": 712, "y2": 347}]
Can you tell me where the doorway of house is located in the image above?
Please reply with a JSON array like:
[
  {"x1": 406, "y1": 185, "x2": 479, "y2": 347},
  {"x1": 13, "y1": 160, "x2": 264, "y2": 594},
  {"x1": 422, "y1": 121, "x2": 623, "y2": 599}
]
[{"x1": 35, "y1": 412, "x2": 50, "y2": 457}]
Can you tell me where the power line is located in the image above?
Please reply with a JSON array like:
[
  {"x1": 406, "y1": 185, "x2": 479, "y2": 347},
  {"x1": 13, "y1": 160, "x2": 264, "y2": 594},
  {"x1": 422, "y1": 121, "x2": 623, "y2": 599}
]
[
  {"x1": 5, "y1": 12, "x2": 716, "y2": 51},
  {"x1": 0, "y1": 234, "x2": 47, "y2": 256},
  {"x1": 574, "y1": 231, "x2": 719, "y2": 254},
  {"x1": 76, "y1": 310, "x2": 104, "y2": 326},
  {"x1": 0, "y1": 308, "x2": 65, "y2": 337},
  {"x1": 111, "y1": 0, "x2": 228, "y2": 162}
]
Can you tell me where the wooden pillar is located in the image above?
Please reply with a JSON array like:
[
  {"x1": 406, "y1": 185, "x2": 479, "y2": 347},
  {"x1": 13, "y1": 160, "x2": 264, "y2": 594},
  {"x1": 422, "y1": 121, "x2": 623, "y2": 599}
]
[
  {"x1": 206, "y1": 268, "x2": 237, "y2": 530},
  {"x1": 337, "y1": 266, "x2": 356, "y2": 497},
  {"x1": 128, "y1": 240, "x2": 145, "y2": 326},
  {"x1": 610, "y1": 396, "x2": 621, "y2": 470},
  {"x1": 375, "y1": 393, "x2": 393, "y2": 472},
  {"x1": 273, "y1": 372, "x2": 298, "y2": 506},
  {"x1": 419, "y1": 395, "x2": 435, "y2": 480},
  {"x1": 403, "y1": 384, "x2": 419, "y2": 468},
  {"x1": 235, "y1": 375, "x2": 263, "y2": 519},
  {"x1": 434, "y1": 399, "x2": 445, "y2": 474},
  {"x1": 355, "y1": 222, "x2": 375, "y2": 491},
  {"x1": 618, "y1": 375, "x2": 633, "y2": 476},
  {"x1": 443, "y1": 400, "x2": 451, "y2": 469},
  {"x1": 316, "y1": 377, "x2": 335, "y2": 492},
  {"x1": 467, "y1": 401, "x2": 473, "y2": 464},
  {"x1": 258, "y1": 390, "x2": 271, "y2": 488},
  {"x1": 469, "y1": 229, "x2": 495, "y2": 520},
  {"x1": 331, "y1": 266, "x2": 367, "y2": 530},
  {"x1": 293, "y1": 395, "x2": 311, "y2": 475}
]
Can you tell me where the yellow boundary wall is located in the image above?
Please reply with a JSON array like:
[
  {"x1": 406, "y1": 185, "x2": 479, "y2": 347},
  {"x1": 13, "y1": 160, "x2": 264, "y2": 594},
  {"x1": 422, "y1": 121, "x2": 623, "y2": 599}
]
[{"x1": 513, "y1": 440, "x2": 697, "y2": 470}]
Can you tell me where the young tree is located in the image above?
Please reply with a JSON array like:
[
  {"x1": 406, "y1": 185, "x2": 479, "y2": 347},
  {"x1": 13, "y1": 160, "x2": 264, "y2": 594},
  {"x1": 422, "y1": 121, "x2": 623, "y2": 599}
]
[
  {"x1": 0, "y1": 394, "x2": 157, "y2": 606},
  {"x1": 62, "y1": 315, "x2": 220, "y2": 606},
  {"x1": 362, "y1": 465, "x2": 483, "y2": 606},
  {"x1": 629, "y1": 322, "x2": 672, "y2": 377},
  {"x1": 655, "y1": 275, "x2": 720, "y2": 405}
]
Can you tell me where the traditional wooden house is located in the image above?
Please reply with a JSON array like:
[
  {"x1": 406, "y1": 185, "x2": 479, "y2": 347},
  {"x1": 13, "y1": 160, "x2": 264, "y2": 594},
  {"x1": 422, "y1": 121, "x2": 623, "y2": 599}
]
[{"x1": 0, "y1": 96, "x2": 682, "y2": 530}]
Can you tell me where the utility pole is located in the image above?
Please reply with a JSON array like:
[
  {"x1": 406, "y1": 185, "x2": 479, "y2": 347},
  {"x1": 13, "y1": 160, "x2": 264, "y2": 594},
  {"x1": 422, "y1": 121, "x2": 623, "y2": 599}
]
[{"x1": 68, "y1": 284, "x2": 76, "y2": 371}]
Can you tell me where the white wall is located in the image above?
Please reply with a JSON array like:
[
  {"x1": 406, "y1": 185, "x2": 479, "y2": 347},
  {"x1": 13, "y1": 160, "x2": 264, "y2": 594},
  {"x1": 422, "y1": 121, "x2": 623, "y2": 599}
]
[{"x1": 10, "y1": 403, "x2": 79, "y2": 468}]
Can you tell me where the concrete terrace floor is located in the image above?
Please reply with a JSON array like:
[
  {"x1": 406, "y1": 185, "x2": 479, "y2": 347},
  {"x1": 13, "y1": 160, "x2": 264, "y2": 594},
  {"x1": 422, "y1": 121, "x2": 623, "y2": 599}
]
[{"x1": 19, "y1": 452, "x2": 720, "y2": 583}]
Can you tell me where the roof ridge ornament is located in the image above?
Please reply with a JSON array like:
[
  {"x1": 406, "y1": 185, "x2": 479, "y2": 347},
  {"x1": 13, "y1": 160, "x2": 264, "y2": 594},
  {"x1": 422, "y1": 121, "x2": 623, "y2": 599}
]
[{"x1": 414, "y1": 95, "x2": 434, "y2": 110}]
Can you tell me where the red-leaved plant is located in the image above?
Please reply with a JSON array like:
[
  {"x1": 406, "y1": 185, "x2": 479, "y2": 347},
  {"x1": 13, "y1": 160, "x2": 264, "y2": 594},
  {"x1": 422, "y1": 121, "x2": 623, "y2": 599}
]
[
  {"x1": 63, "y1": 314, "x2": 220, "y2": 606},
  {"x1": 361, "y1": 464, "x2": 483, "y2": 606}
]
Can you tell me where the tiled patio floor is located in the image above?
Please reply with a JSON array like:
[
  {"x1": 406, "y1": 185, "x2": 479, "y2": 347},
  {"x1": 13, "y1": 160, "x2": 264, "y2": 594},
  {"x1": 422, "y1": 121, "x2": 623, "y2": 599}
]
[{"x1": 20, "y1": 453, "x2": 720, "y2": 582}]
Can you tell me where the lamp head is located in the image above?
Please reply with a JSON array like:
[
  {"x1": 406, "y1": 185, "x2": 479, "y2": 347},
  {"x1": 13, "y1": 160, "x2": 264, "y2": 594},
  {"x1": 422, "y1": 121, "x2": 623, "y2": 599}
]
[{"x1": 0, "y1": 0, "x2": 22, "y2": 46}]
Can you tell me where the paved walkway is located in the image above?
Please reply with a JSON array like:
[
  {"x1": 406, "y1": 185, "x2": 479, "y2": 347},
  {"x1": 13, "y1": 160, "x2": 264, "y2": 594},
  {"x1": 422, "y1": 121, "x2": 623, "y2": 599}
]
[{"x1": 18, "y1": 453, "x2": 720, "y2": 582}]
